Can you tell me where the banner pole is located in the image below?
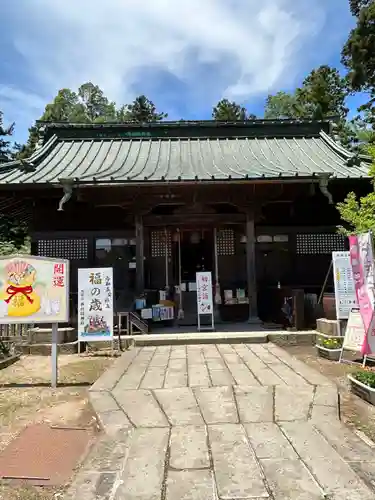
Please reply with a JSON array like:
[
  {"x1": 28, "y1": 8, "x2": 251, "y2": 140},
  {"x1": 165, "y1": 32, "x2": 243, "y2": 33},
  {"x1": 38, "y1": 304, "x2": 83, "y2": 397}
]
[{"x1": 51, "y1": 323, "x2": 58, "y2": 388}]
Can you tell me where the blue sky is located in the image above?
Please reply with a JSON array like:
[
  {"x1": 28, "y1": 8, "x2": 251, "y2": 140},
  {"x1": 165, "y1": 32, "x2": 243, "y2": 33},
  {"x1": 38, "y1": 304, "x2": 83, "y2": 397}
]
[{"x1": 0, "y1": 0, "x2": 363, "y2": 144}]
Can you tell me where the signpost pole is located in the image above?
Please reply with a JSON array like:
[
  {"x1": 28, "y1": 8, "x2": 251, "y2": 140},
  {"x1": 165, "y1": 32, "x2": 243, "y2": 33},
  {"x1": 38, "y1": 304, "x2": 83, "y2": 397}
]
[{"x1": 51, "y1": 323, "x2": 58, "y2": 388}]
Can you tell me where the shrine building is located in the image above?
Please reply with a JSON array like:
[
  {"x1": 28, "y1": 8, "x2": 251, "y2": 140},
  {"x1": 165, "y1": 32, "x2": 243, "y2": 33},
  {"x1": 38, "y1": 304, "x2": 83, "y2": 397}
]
[{"x1": 0, "y1": 119, "x2": 371, "y2": 328}]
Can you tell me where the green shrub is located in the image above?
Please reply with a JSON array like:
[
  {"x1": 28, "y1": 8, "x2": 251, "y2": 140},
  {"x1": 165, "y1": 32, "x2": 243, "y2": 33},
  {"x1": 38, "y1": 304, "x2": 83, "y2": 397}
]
[{"x1": 353, "y1": 369, "x2": 375, "y2": 389}]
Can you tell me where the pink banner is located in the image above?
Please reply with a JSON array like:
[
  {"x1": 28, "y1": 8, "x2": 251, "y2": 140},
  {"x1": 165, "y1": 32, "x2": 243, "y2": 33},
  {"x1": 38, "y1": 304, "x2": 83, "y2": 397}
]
[{"x1": 349, "y1": 233, "x2": 375, "y2": 355}]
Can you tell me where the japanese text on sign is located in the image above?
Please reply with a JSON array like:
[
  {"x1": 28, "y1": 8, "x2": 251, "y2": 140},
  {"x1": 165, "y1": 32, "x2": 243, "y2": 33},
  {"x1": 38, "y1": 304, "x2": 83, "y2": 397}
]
[
  {"x1": 332, "y1": 251, "x2": 357, "y2": 320},
  {"x1": 78, "y1": 268, "x2": 113, "y2": 342},
  {"x1": 196, "y1": 272, "x2": 213, "y2": 315},
  {"x1": 0, "y1": 255, "x2": 69, "y2": 324}
]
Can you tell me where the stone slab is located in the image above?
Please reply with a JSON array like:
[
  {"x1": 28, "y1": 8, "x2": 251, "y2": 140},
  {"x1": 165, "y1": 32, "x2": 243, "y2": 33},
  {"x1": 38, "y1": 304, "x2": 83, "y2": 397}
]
[
  {"x1": 275, "y1": 386, "x2": 314, "y2": 421},
  {"x1": 115, "y1": 428, "x2": 169, "y2": 500},
  {"x1": 208, "y1": 423, "x2": 268, "y2": 499},
  {"x1": 154, "y1": 388, "x2": 204, "y2": 426},
  {"x1": 148, "y1": 354, "x2": 170, "y2": 368},
  {"x1": 281, "y1": 421, "x2": 374, "y2": 499},
  {"x1": 90, "y1": 390, "x2": 119, "y2": 414},
  {"x1": 245, "y1": 423, "x2": 297, "y2": 460},
  {"x1": 226, "y1": 364, "x2": 260, "y2": 386},
  {"x1": 114, "y1": 359, "x2": 150, "y2": 390},
  {"x1": 113, "y1": 389, "x2": 169, "y2": 427},
  {"x1": 97, "y1": 410, "x2": 133, "y2": 437},
  {"x1": 201, "y1": 345, "x2": 221, "y2": 358},
  {"x1": 90, "y1": 347, "x2": 140, "y2": 392},
  {"x1": 188, "y1": 363, "x2": 211, "y2": 387},
  {"x1": 140, "y1": 365, "x2": 166, "y2": 389},
  {"x1": 316, "y1": 420, "x2": 375, "y2": 462},
  {"x1": 310, "y1": 403, "x2": 338, "y2": 424},
  {"x1": 83, "y1": 430, "x2": 132, "y2": 472},
  {"x1": 234, "y1": 386, "x2": 273, "y2": 423},
  {"x1": 194, "y1": 387, "x2": 238, "y2": 424},
  {"x1": 270, "y1": 362, "x2": 309, "y2": 386},
  {"x1": 65, "y1": 471, "x2": 117, "y2": 500},
  {"x1": 205, "y1": 357, "x2": 228, "y2": 371},
  {"x1": 261, "y1": 458, "x2": 323, "y2": 499},
  {"x1": 164, "y1": 358, "x2": 188, "y2": 388},
  {"x1": 166, "y1": 470, "x2": 213, "y2": 500},
  {"x1": 169, "y1": 426, "x2": 209, "y2": 470},
  {"x1": 208, "y1": 369, "x2": 235, "y2": 386},
  {"x1": 248, "y1": 345, "x2": 276, "y2": 364},
  {"x1": 251, "y1": 366, "x2": 285, "y2": 386},
  {"x1": 313, "y1": 385, "x2": 338, "y2": 407},
  {"x1": 170, "y1": 346, "x2": 187, "y2": 359}
]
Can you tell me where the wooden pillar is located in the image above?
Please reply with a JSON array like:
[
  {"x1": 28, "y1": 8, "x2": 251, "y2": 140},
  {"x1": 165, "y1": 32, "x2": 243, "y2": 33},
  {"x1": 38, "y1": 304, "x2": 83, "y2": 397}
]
[
  {"x1": 245, "y1": 210, "x2": 259, "y2": 322},
  {"x1": 135, "y1": 214, "x2": 144, "y2": 294}
]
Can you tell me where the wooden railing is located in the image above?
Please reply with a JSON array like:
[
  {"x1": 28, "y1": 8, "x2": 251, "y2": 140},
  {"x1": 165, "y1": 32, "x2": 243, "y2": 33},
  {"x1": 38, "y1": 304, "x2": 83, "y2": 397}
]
[
  {"x1": 116, "y1": 311, "x2": 149, "y2": 336},
  {"x1": 129, "y1": 312, "x2": 149, "y2": 335}
]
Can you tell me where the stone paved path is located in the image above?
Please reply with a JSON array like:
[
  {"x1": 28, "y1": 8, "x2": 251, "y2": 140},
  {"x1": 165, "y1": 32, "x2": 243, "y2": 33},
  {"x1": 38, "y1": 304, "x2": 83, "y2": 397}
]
[{"x1": 65, "y1": 343, "x2": 375, "y2": 499}]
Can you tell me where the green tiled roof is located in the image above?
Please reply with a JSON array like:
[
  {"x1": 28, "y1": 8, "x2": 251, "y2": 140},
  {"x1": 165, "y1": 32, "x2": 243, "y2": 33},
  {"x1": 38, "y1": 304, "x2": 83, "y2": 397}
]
[{"x1": 0, "y1": 123, "x2": 371, "y2": 184}]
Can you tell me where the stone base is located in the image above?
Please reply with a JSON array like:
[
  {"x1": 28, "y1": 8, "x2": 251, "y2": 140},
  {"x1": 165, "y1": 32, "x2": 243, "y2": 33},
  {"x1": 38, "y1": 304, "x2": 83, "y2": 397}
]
[
  {"x1": 20, "y1": 342, "x2": 78, "y2": 356},
  {"x1": 316, "y1": 318, "x2": 340, "y2": 336},
  {"x1": 348, "y1": 374, "x2": 375, "y2": 406},
  {"x1": 268, "y1": 332, "x2": 316, "y2": 346},
  {"x1": 316, "y1": 345, "x2": 341, "y2": 361}
]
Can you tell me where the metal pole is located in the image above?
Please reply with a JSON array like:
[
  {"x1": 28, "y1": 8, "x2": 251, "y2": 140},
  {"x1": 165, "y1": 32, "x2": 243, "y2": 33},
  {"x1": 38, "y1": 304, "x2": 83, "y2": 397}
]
[
  {"x1": 318, "y1": 260, "x2": 333, "y2": 304},
  {"x1": 51, "y1": 323, "x2": 58, "y2": 388}
]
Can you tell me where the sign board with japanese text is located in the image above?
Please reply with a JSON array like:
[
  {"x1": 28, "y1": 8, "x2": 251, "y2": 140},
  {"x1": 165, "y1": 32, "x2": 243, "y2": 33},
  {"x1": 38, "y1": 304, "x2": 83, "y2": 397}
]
[
  {"x1": 78, "y1": 268, "x2": 114, "y2": 342},
  {"x1": 332, "y1": 251, "x2": 357, "y2": 319},
  {"x1": 196, "y1": 271, "x2": 214, "y2": 331},
  {"x1": 0, "y1": 255, "x2": 69, "y2": 324},
  {"x1": 342, "y1": 308, "x2": 365, "y2": 352}
]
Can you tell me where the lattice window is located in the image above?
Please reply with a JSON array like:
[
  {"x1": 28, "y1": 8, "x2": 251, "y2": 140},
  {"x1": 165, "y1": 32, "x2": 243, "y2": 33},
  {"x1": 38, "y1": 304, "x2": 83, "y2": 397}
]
[
  {"x1": 296, "y1": 233, "x2": 346, "y2": 254},
  {"x1": 37, "y1": 239, "x2": 89, "y2": 259},
  {"x1": 217, "y1": 229, "x2": 235, "y2": 256},
  {"x1": 151, "y1": 231, "x2": 171, "y2": 257}
]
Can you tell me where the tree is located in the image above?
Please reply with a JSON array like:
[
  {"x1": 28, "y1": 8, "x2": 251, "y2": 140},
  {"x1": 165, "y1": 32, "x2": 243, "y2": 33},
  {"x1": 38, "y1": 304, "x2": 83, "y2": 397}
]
[
  {"x1": 264, "y1": 91, "x2": 303, "y2": 119},
  {"x1": 349, "y1": 0, "x2": 372, "y2": 17},
  {"x1": 265, "y1": 66, "x2": 348, "y2": 121},
  {"x1": 0, "y1": 111, "x2": 15, "y2": 162},
  {"x1": 337, "y1": 145, "x2": 375, "y2": 234},
  {"x1": 125, "y1": 95, "x2": 167, "y2": 122},
  {"x1": 212, "y1": 99, "x2": 256, "y2": 121},
  {"x1": 296, "y1": 66, "x2": 348, "y2": 120},
  {"x1": 77, "y1": 83, "x2": 117, "y2": 122},
  {"x1": 342, "y1": 1, "x2": 375, "y2": 127}
]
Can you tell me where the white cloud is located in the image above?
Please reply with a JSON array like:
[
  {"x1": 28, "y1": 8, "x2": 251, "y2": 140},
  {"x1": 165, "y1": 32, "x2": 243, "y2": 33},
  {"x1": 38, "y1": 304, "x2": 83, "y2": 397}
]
[{"x1": 1, "y1": 0, "x2": 349, "y2": 139}]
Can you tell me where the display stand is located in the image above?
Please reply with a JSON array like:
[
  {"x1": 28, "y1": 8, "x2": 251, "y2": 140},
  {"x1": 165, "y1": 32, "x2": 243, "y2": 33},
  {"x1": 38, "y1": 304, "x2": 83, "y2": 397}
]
[
  {"x1": 196, "y1": 271, "x2": 214, "y2": 332},
  {"x1": 339, "y1": 308, "x2": 366, "y2": 365}
]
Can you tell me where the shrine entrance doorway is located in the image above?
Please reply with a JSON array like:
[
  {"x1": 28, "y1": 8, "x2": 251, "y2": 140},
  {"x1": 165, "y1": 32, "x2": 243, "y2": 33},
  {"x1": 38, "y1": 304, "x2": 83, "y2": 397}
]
[{"x1": 174, "y1": 228, "x2": 214, "y2": 326}]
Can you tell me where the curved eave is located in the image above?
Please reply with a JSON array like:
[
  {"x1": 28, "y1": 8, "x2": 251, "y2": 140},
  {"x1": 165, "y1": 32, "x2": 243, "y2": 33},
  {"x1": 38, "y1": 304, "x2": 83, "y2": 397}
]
[
  {"x1": 0, "y1": 134, "x2": 59, "y2": 171},
  {"x1": 320, "y1": 130, "x2": 373, "y2": 163}
]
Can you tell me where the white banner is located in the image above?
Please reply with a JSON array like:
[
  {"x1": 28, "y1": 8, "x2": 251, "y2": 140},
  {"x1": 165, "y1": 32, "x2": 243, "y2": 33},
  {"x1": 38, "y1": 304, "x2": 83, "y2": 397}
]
[
  {"x1": 78, "y1": 268, "x2": 114, "y2": 342},
  {"x1": 196, "y1": 271, "x2": 213, "y2": 315},
  {"x1": 343, "y1": 308, "x2": 365, "y2": 352},
  {"x1": 332, "y1": 251, "x2": 357, "y2": 319}
]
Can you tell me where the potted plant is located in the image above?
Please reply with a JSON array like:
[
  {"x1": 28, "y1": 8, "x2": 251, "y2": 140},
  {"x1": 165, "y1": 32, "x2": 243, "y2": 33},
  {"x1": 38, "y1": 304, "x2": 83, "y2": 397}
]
[
  {"x1": 315, "y1": 334, "x2": 343, "y2": 361},
  {"x1": 348, "y1": 368, "x2": 375, "y2": 405}
]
